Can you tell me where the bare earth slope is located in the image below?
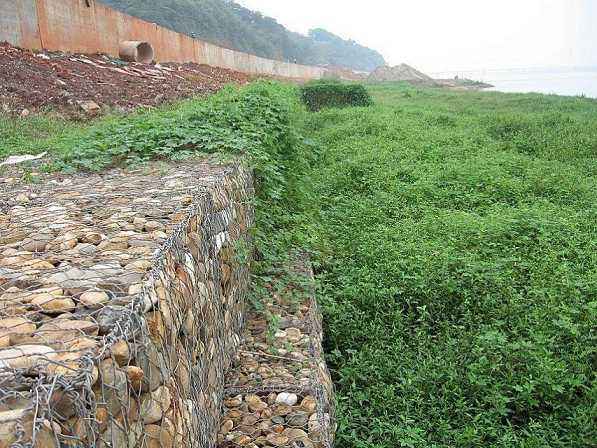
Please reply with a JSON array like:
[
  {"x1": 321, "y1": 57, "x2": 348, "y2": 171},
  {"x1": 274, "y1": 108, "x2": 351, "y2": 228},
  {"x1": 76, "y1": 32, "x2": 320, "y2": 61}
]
[{"x1": 0, "y1": 42, "x2": 250, "y2": 116}]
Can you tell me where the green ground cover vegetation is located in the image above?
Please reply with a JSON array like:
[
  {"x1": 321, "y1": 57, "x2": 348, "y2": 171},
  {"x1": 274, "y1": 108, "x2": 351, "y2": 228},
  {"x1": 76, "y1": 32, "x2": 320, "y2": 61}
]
[
  {"x1": 302, "y1": 84, "x2": 596, "y2": 447},
  {"x1": 1, "y1": 82, "x2": 595, "y2": 447}
]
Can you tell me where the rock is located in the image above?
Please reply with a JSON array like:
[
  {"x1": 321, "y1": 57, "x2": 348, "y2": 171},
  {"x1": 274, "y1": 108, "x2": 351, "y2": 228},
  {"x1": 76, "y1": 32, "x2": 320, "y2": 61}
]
[
  {"x1": 286, "y1": 327, "x2": 302, "y2": 343},
  {"x1": 144, "y1": 221, "x2": 164, "y2": 232},
  {"x1": 80, "y1": 231, "x2": 104, "y2": 245},
  {"x1": 128, "y1": 283, "x2": 142, "y2": 295},
  {"x1": 0, "y1": 317, "x2": 36, "y2": 345},
  {"x1": 266, "y1": 433, "x2": 289, "y2": 447},
  {"x1": 146, "y1": 311, "x2": 166, "y2": 342},
  {"x1": 77, "y1": 100, "x2": 101, "y2": 114},
  {"x1": 35, "y1": 319, "x2": 98, "y2": 346},
  {"x1": 109, "y1": 340, "x2": 130, "y2": 366},
  {"x1": 233, "y1": 434, "x2": 252, "y2": 446},
  {"x1": 31, "y1": 294, "x2": 75, "y2": 314},
  {"x1": 98, "y1": 237, "x2": 128, "y2": 251},
  {"x1": 49, "y1": 232, "x2": 78, "y2": 251},
  {"x1": 30, "y1": 286, "x2": 64, "y2": 298},
  {"x1": 73, "y1": 243, "x2": 97, "y2": 256},
  {"x1": 224, "y1": 395, "x2": 243, "y2": 408},
  {"x1": 0, "y1": 411, "x2": 59, "y2": 448},
  {"x1": 45, "y1": 351, "x2": 86, "y2": 377},
  {"x1": 20, "y1": 233, "x2": 53, "y2": 252},
  {"x1": 20, "y1": 259, "x2": 55, "y2": 271},
  {"x1": 79, "y1": 290, "x2": 109, "y2": 307},
  {"x1": 276, "y1": 392, "x2": 298, "y2": 406},
  {"x1": 67, "y1": 336, "x2": 98, "y2": 355},
  {"x1": 0, "y1": 344, "x2": 56, "y2": 370},
  {"x1": 283, "y1": 428, "x2": 313, "y2": 447},
  {"x1": 144, "y1": 422, "x2": 175, "y2": 448},
  {"x1": 135, "y1": 340, "x2": 167, "y2": 392},
  {"x1": 46, "y1": 267, "x2": 93, "y2": 291},
  {"x1": 287, "y1": 411, "x2": 309, "y2": 427},
  {"x1": 125, "y1": 365, "x2": 145, "y2": 393},
  {"x1": 220, "y1": 419, "x2": 234, "y2": 435},
  {"x1": 245, "y1": 394, "x2": 268, "y2": 412},
  {"x1": 96, "y1": 306, "x2": 132, "y2": 335},
  {"x1": 15, "y1": 193, "x2": 30, "y2": 204},
  {"x1": 100, "y1": 420, "x2": 142, "y2": 448},
  {"x1": 96, "y1": 359, "x2": 128, "y2": 415},
  {"x1": 300, "y1": 396, "x2": 317, "y2": 413},
  {"x1": 0, "y1": 253, "x2": 32, "y2": 267},
  {"x1": 140, "y1": 385, "x2": 171, "y2": 424}
]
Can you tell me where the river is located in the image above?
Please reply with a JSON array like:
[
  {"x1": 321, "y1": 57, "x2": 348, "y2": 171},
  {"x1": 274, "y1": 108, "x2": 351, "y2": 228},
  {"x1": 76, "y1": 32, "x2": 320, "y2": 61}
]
[{"x1": 431, "y1": 68, "x2": 597, "y2": 98}]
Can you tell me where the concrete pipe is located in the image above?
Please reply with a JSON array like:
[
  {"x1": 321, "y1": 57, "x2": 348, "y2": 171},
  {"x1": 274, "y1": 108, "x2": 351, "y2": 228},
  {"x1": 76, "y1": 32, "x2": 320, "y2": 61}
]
[{"x1": 119, "y1": 41, "x2": 154, "y2": 64}]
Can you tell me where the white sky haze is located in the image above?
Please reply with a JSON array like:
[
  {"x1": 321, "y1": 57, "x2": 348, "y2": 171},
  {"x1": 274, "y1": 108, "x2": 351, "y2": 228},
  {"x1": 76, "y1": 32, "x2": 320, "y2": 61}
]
[{"x1": 236, "y1": 0, "x2": 597, "y2": 72}]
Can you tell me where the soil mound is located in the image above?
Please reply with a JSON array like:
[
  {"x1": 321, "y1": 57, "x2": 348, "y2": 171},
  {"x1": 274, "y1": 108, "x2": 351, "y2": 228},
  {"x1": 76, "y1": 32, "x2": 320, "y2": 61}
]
[
  {"x1": 368, "y1": 63, "x2": 438, "y2": 85},
  {"x1": 0, "y1": 42, "x2": 250, "y2": 117}
]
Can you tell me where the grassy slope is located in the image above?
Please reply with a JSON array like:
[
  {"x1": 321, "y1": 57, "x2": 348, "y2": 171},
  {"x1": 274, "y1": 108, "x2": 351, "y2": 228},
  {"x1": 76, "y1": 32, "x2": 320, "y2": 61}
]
[{"x1": 301, "y1": 84, "x2": 596, "y2": 447}]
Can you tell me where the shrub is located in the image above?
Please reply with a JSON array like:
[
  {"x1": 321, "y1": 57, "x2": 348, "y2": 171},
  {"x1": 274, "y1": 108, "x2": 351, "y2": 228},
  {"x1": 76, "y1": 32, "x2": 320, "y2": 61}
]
[{"x1": 300, "y1": 80, "x2": 373, "y2": 112}]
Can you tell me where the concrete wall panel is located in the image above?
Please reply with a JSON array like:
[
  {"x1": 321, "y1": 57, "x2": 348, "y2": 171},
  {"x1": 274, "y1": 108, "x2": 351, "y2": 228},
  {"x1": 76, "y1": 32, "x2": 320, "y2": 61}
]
[{"x1": 0, "y1": 0, "x2": 41, "y2": 49}]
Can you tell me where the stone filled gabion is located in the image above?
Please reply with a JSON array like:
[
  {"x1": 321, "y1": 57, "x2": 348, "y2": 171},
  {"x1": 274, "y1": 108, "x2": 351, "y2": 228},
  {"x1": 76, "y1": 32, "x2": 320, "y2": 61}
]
[
  {"x1": 219, "y1": 261, "x2": 336, "y2": 448},
  {"x1": 0, "y1": 161, "x2": 254, "y2": 447}
]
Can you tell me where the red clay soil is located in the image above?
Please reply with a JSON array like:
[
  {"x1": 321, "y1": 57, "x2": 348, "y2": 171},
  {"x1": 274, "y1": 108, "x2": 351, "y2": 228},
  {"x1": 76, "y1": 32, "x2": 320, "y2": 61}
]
[{"x1": 0, "y1": 42, "x2": 250, "y2": 116}]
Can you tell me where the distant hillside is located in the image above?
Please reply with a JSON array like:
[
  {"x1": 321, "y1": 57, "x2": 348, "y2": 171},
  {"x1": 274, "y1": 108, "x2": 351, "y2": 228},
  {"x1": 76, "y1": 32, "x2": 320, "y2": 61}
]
[{"x1": 99, "y1": 0, "x2": 385, "y2": 71}]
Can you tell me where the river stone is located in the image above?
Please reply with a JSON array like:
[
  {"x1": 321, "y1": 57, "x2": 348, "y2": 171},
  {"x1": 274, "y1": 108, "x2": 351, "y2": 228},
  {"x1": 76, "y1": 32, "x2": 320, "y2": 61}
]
[
  {"x1": 140, "y1": 385, "x2": 172, "y2": 424},
  {"x1": 0, "y1": 317, "x2": 36, "y2": 345},
  {"x1": 20, "y1": 233, "x2": 53, "y2": 252},
  {"x1": 144, "y1": 422, "x2": 175, "y2": 448},
  {"x1": 109, "y1": 340, "x2": 131, "y2": 366},
  {"x1": 79, "y1": 290, "x2": 109, "y2": 307},
  {"x1": 125, "y1": 365, "x2": 145, "y2": 393},
  {"x1": 35, "y1": 319, "x2": 98, "y2": 346},
  {"x1": 100, "y1": 421, "x2": 143, "y2": 448},
  {"x1": 300, "y1": 396, "x2": 317, "y2": 413},
  {"x1": 96, "y1": 306, "x2": 133, "y2": 335},
  {"x1": 246, "y1": 394, "x2": 268, "y2": 412},
  {"x1": 287, "y1": 411, "x2": 309, "y2": 427},
  {"x1": 135, "y1": 340, "x2": 168, "y2": 392},
  {"x1": 266, "y1": 433, "x2": 289, "y2": 447},
  {"x1": 220, "y1": 419, "x2": 234, "y2": 435},
  {"x1": 275, "y1": 392, "x2": 298, "y2": 406},
  {"x1": 31, "y1": 294, "x2": 75, "y2": 314},
  {"x1": 97, "y1": 359, "x2": 128, "y2": 416},
  {"x1": 0, "y1": 344, "x2": 56, "y2": 370},
  {"x1": 283, "y1": 428, "x2": 313, "y2": 447}
]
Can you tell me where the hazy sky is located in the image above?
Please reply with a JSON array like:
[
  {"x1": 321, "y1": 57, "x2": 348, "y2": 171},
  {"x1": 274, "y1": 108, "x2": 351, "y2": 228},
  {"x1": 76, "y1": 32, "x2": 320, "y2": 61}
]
[{"x1": 236, "y1": 0, "x2": 597, "y2": 72}]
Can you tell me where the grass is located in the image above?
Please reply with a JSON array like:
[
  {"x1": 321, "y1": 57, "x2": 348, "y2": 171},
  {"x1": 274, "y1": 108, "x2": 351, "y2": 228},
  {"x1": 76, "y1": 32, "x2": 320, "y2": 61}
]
[
  {"x1": 1, "y1": 81, "x2": 595, "y2": 447},
  {"x1": 299, "y1": 83, "x2": 596, "y2": 447}
]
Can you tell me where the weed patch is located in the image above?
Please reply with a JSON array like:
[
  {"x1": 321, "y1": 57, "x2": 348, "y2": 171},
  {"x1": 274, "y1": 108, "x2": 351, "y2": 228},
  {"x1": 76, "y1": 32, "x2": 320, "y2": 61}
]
[
  {"x1": 297, "y1": 84, "x2": 596, "y2": 447},
  {"x1": 301, "y1": 80, "x2": 372, "y2": 112}
]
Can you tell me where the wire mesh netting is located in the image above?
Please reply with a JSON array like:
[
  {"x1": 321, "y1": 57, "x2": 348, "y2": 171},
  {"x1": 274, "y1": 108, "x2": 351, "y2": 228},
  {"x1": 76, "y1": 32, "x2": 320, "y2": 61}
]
[
  {"x1": 218, "y1": 259, "x2": 336, "y2": 448},
  {"x1": 0, "y1": 160, "x2": 255, "y2": 447}
]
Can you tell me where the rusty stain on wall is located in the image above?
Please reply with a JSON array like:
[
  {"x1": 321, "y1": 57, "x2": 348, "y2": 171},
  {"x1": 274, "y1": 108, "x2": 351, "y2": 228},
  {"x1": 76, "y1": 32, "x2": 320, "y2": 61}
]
[{"x1": 0, "y1": 0, "x2": 325, "y2": 79}]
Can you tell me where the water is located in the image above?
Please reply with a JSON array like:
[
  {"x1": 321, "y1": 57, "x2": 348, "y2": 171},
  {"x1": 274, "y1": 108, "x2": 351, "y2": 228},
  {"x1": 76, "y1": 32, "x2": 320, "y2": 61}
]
[{"x1": 431, "y1": 68, "x2": 597, "y2": 98}]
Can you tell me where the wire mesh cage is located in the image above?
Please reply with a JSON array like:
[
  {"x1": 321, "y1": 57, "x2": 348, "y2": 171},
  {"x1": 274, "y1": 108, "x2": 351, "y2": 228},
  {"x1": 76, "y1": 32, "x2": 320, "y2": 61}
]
[{"x1": 0, "y1": 160, "x2": 254, "y2": 447}]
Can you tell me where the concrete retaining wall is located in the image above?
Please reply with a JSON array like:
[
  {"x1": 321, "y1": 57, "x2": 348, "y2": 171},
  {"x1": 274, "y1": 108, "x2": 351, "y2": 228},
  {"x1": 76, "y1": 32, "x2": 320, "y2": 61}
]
[{"x1": 0, "y1": 0, "x2": 325, "y2": 79}]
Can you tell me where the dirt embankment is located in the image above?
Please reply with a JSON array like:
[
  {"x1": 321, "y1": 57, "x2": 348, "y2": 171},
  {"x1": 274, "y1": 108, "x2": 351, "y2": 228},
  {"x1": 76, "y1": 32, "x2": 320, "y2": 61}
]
[{"x1": 0, "y1": 42, "x2": 250, "y2": 117}]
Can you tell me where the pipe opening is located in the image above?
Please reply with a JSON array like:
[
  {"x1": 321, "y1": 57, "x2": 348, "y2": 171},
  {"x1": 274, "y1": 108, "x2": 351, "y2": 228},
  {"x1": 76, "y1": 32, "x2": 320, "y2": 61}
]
[{"x1": 119, "y1": 41, "x2": 154, "y2": 64}]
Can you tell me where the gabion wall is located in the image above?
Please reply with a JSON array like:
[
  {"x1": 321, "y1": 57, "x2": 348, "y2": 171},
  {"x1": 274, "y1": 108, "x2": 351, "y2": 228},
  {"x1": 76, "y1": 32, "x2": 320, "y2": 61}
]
[
  {"x1": 219, "y1": 260, "x2": 336, "y2": 448},
  {"x1": 0, "y1": 161, "x2": 254, "y2": 447}
]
